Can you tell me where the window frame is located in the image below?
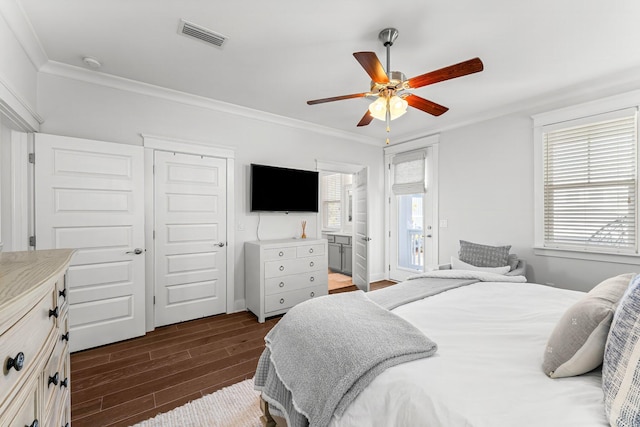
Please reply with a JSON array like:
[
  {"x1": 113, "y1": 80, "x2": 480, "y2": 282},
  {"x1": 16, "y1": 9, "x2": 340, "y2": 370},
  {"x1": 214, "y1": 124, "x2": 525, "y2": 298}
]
[{"x1": 533, "y1": 90, "x2": 640, "y2": 264}]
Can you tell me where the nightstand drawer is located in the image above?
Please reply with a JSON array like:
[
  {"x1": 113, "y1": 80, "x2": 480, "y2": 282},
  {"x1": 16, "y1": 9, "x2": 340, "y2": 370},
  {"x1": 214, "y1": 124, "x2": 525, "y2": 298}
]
[
  {"x1": 265, "y1": 272, "x2": 328, "y2": 295},
  {"x1": 264, "y1": 285, "x2": 328, "y2": 313}
]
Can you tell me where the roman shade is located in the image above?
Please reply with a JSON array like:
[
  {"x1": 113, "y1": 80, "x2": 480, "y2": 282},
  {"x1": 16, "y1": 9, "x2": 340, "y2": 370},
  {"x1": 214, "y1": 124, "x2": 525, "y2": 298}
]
[{"x1": 392, "y1": 149, "x2": 426, "y2": 195}]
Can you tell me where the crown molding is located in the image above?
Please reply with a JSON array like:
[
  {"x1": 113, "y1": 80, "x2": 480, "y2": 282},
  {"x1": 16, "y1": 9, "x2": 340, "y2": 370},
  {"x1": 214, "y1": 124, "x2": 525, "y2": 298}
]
[
  {"x1": 39, "y1": 60, "x2": 380, "y2": 146},
  {"x1": 0, "y1": 75, "x2": 42, "y2": 130},
  {"x1": 0, "y1": 0, "x2": 48, "y2": 69}
]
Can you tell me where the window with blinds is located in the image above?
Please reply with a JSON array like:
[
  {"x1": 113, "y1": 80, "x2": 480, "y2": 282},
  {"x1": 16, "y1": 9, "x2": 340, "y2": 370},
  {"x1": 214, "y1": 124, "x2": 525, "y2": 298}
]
[
  {"x1": 322, "y1": 173, "x2": 342, "y2": 229},
  {"x1": 543, "y1": 109, "x2": 638, "y2": 253}
]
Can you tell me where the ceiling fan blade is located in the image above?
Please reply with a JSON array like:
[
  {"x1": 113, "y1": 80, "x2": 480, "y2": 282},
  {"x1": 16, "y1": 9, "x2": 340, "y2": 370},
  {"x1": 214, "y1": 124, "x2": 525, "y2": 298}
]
[
  {"x1": 357, "y1": 110, "x2": 374, "y2": 127},
  {"x1": 353, "y1": 52, "x2": 389, "y2": 84},
  {"x1": 407, "y1": 57, "x2": 484, "y2": 89},
  {"x1": 406, "y1": 94, "x2": 449, "y2": 116},
  {"x1": 307, "y1": 92, "x2": 369, "y2": 105}
]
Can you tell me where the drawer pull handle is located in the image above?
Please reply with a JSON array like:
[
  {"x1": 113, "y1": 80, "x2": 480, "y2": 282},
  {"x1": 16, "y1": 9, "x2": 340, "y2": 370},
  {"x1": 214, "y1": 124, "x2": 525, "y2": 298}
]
[
  {"x1": 49, "y1": 306, "x2": 59, "y2": 319},
  {"x1": 59, "y1": 288, "x2": 67, "y2": 299},
  {"x1": 61, "y1": 331, "x2": 70, "y2": 342},
  {"x1": 279, "y1": 251, "x2": 284, "y2": 257},
  {"x1": 48, "y1": 372, "x2": 59, "y2": 387},
  {"x1": 279, "y1": 298, "x2": 285, "y2": 304},
  {"x1": 279, "y1": 266, "x2": 284, "y2": 271},
  {"x1": 309, "y1": 248, "x2": 314, "y2": 253},
  {"x1": 279, "y1": 282, "x2": 284, "y2": 288},
  {"x1": 60, "y1": 377, "x2": 69, "y2": 388},
  {"x1": 27, "y1": 419, "x2": 38, "y2": 427},
  {"x1": 6, "y1": 351, "x2": 25, "y2": 372},
  {"x1": 310, "y1": 292, "x2": 315, "y2": 297},
  {"x1": 63, "y1": 423, "x2": 69, "y2": 427},
  {"x1": 310, "y1": 261, "x2": 314, "y2": 267},
  {"x1": 310, "y1": 276, "x2": 315, "y2": 282}
]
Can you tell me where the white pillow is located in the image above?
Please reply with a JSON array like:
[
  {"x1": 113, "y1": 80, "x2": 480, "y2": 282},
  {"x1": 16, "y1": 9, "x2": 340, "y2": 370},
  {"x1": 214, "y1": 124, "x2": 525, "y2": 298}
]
[{"x1": 450, "y1": 256, "x2": 511, "y2": 274}]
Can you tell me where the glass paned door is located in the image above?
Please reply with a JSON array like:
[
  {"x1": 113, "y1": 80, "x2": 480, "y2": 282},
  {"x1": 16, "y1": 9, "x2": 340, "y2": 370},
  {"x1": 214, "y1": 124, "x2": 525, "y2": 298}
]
[{"x1": 397, "y1": 194, "x2": 424, "y2": 270}]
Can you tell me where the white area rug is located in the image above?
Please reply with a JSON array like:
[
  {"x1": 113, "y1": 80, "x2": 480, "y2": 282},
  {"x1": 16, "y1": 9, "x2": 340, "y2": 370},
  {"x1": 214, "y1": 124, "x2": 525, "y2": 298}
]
[{"x1": 131, "y1": 379, "x2": 262, "y2": 427}]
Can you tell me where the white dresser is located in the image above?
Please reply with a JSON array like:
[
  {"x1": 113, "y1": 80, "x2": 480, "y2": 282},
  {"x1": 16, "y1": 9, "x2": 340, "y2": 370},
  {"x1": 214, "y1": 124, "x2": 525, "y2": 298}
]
[
  {"x1": 0, "y1": 249, "x2": 74, "y2": 427},
  {"x1": 245, "y1": 239, "x2": 328, "y2": 323}
]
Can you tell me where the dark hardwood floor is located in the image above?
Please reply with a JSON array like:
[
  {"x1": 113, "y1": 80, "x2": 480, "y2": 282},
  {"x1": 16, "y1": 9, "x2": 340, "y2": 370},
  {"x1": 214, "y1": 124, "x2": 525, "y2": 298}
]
[{"x1": 70, "y1": 280, "x2": 396, "y2": 426}]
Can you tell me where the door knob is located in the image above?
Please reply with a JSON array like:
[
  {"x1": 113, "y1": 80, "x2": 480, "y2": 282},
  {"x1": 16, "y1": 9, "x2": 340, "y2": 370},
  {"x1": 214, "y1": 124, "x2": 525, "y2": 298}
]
[
  {"x1": 361, "y1": 237, "x2": 372, "y2": 241},
  {"x1": 215, "y1": 242, "x2": 226, "y2": 247},
  {"x1": 126, "y1": 248, "x2": 144, "y2": 255}
]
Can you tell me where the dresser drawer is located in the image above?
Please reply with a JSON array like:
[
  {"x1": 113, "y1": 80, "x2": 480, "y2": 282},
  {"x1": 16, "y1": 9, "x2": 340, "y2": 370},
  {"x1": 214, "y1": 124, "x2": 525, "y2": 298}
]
[
  {"x1": 264, "y1": 255, "x2": 327, "y2": 278},
  {"x1": 264, "y1": 285, "x2": 328, "y2": 313},
  {"x1": 0, "y1": 290, "x2": 56, "y2": 408},
  {"x1": 263, "y1": 247, "x2": 297, "y2": 261},
  {"x1": 43, "y1": 327, "x2": 68, "y2": 417},
  {"x1": 265, "y1": 271, "x2": 328, "y2": 295},
  {"x1": 5, "y1": 380, "x2": 38, "y2": 427},
  {"x1": 296, "y1": 243, "x2": 325, "y2": 258}
]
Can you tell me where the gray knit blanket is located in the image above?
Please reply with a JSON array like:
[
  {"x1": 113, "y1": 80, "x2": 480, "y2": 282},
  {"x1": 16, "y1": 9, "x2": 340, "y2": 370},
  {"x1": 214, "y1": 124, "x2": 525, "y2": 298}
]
[
  {"x1": 367, "y1": 276, "x2": 477, "y2": 310},
  {"x1": 254, "y1": 291, "x2": 437, "y2": 427}
]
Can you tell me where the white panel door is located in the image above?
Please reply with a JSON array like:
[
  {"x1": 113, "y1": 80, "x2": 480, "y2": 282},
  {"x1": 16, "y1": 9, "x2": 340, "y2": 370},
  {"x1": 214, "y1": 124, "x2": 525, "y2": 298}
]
[
  {"x1": 154, "y1": 151, "x2": 227, "y2": 327},
  {"x1": 353, "y1": 167, "x2": 370, "y2": 291},
  {"x1": 35, "y1": 134, "x2": 145, "y2": 352}
]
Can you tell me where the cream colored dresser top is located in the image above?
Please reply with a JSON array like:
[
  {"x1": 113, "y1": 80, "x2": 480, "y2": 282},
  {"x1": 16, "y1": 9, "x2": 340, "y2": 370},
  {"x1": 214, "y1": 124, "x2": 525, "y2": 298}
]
[{"x1": 1, "y1": 249, "x2": 74, "y2": 427}]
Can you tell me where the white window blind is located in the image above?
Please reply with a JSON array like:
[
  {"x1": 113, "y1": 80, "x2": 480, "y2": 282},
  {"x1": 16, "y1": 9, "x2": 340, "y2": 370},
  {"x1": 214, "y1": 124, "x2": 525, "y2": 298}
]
[
  {"x1": 322, "y1": 173, "x2": 342, "y2": 229},
  {"x1": 543, "y1": 109, "x2": 638, "y2": 253},
  {"x1": 392, "y1": 150, "x2": 426, "y2": 195}
]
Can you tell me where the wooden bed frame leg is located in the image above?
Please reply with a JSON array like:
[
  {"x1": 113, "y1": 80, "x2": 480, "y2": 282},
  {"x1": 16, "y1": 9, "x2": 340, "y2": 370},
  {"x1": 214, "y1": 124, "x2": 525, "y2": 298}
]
[{"x1": 260, "y1": 396, "x2": 278, "y2": 427}]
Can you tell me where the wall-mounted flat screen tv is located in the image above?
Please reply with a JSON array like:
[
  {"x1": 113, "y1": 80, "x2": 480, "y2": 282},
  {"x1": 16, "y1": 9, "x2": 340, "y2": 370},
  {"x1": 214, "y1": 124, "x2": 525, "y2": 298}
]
[{"x1": 250, "y1": 163, "x2": 319, "y2": 213}]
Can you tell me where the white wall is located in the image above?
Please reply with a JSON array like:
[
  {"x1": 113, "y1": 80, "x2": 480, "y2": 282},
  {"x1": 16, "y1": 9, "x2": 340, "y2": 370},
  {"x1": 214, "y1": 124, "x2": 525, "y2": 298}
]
[
  {"x1": 36, "y1": 73, "x2": 386, "y2": 309},
  {"x1": 437, "y1": 111, "x2": 639, "y2": 292},
  {"x1": 0, "y1": 11, "x2": 38, "y2": 111}
]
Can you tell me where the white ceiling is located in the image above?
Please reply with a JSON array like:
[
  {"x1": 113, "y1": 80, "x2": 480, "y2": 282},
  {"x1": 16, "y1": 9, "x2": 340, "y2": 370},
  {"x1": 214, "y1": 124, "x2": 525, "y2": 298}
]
[{"x1": 15, "y1": 0, "x2": 640, "y2": 144}]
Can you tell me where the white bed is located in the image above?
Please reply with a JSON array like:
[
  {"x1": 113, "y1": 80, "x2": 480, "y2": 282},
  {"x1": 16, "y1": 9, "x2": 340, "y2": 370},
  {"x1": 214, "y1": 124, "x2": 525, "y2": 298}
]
[{"x1": 331, "y1": 282, "x2": 608, "y2": 427}]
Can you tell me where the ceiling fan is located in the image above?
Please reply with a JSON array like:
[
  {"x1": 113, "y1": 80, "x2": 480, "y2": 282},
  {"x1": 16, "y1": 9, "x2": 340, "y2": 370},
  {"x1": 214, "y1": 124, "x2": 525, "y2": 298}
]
[{"x1": 307, "y1": 28, "x2": 484, "y2": 142}]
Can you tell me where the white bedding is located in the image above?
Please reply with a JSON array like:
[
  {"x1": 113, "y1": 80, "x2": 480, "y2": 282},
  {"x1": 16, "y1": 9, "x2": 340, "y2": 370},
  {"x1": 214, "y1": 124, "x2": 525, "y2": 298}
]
[{"x1": 330, "y1": 282, "x2": 608, "y2": 427}]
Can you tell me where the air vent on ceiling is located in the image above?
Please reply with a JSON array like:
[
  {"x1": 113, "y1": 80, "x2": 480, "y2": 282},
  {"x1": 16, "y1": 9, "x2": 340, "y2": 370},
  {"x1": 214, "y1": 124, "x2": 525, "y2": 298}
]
[{"x1": 178, "y1": 19, "x2": 228, "y2": 48}]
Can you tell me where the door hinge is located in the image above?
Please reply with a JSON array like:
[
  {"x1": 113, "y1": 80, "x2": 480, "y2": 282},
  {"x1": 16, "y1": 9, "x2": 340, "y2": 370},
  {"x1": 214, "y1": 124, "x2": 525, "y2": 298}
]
[
  {"x1": 153, "y1": 230, "x2": 155, "y2": 239},
  {"x1": 152, "y1": 165, "x2": 155, "y2": 174},
  {"x1": 389, "y1": 230, "x2": 391, "y2": 238},
  {"x1": 28, "y1": 153, "x2": 35, "y2": 164},
  {"x1": 29, "y1": 236, "x2": 36, "y2": 247},
  {"x1": 388, "y1": 264, "x2": 391, "y2": 271},
  {"x1": 388, "y1": 197, "x2": 391, "y2": 204},
  {"x1": 153, "y1": 296, "x2": 156, "y2": 305}
]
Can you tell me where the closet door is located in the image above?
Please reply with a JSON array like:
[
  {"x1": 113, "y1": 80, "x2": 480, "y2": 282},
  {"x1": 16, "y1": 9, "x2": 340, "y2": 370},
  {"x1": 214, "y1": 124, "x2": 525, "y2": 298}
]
[
  {"x1": 35, "y1": 134, "x2": 146, "y2": 352},
  {"x1": 154, "y1": 151, "x2": 227, "y2": 327}
]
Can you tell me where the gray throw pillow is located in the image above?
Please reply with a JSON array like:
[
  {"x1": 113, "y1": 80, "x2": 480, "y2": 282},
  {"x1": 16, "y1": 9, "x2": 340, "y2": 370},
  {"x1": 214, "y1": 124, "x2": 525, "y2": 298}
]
[
  {"x1": 603, "y1": 274, "x2": 640, "y2": 425},
  {"x1": 458, "y1": 240, "x2": 510, "y2": 267},
  {"x1": 542, "y1": 273, "x2": 635, "y2": 378}
]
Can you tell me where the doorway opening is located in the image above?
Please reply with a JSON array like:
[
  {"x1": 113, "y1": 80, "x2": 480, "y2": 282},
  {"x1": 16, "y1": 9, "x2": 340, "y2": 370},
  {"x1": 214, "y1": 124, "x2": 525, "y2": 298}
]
[{"x1": 320, "y1": 172, "x2": 354, "y2": 291}]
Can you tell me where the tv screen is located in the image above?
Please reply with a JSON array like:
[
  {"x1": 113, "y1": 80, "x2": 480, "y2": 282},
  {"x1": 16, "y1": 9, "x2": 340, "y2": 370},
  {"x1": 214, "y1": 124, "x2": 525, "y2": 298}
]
[{"x1": 250, "y1": 164, "x2": 319, "y2": 212}]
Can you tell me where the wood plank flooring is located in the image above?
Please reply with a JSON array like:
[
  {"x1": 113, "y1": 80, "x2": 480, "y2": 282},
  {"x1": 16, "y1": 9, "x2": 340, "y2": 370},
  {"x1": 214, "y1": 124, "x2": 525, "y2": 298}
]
[{"x1": 70, "y1": 280, "x2": 396, "y2": 426}]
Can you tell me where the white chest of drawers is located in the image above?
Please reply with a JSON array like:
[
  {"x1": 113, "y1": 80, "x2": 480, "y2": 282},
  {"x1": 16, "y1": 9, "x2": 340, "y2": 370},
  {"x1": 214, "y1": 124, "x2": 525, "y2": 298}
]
[
  {"x1": 0, "y1": 249, "x2": 74, "y2": 427},
  {"x1": 245, "y1": 239, "x2": 328, "y2": 323}
]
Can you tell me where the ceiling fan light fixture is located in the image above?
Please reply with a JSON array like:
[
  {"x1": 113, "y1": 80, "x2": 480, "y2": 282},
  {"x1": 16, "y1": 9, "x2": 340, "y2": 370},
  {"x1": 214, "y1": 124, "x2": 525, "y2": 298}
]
[
  {"x1": 389, "y1": 95, "x2": 408, "y2": 119},
  {"x1": 368, "y1": 97, "x2": 387, "y2": 120},
  {"x1": 368, "y1": 95, "x2": 408, "y2": 121}
]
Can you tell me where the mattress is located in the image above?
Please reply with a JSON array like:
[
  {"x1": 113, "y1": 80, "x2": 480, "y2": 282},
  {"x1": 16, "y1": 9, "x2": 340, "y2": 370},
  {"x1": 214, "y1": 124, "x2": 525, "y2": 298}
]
[{"x1": 331, "y1": 282, "x2": 608, "y2": 427}]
